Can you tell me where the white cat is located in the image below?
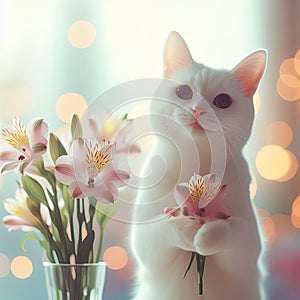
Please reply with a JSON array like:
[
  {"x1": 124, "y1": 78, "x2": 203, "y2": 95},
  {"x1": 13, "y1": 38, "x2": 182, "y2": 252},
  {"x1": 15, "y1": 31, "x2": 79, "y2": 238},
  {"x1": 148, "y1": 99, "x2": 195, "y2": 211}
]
[{"x1": 130, "y1": 32, "x2": 267, "y2": 300}]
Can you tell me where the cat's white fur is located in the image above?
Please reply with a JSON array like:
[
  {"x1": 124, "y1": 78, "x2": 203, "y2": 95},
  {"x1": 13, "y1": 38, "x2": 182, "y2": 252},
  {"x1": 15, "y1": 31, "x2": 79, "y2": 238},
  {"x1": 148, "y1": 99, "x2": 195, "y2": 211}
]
[{"x1": 130, "y1": 32, "x2": 267, "y2": 300}]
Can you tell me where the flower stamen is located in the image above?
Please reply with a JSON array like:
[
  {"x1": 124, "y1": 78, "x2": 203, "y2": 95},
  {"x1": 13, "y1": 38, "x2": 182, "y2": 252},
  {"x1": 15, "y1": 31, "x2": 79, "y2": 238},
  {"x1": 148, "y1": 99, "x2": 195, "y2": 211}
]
[
  {"x1": 189, "y1": 175, "x2": 205, "y2": 202},
  {"x1": 85, "y1": 141, "x2": 112, "y2": 183},
  {"x1": 1, "y1": 119, "x2": 29, "y2": 150}
]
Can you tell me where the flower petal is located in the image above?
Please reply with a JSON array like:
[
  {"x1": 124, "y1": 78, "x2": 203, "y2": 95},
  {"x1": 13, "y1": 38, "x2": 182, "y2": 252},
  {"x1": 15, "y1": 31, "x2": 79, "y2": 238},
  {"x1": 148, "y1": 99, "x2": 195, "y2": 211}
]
[
  {"x1": 198, "y1": 174, "x2": 222, "y2": 208},
  {"x1": 1, "y1": 162, "x2": 19, "y2": 173},
  {"x1": 68, "y1": 181, "x2": 83, "y2": 199},
  {"x1": 174, "y1": 183, "x2": 190, "y2": 206},
  {"x1": 100, "y1": 168, "x2": 130, "y2": 187},
  {"x1": 27, "y1": 118, "x2": 48, "y2": 147},
  {"x1": 0, "y1": 149, "x2": 20, "y2": 162},
  {"x1": 202, "y1": 185, "x2": 230, "y2": 221},
  {"x1": 2, "y1": 215, "x2": 32, "y2": 231},
  {"x1": 55, "y1": 155, "x2": 75, "y2": 184}
]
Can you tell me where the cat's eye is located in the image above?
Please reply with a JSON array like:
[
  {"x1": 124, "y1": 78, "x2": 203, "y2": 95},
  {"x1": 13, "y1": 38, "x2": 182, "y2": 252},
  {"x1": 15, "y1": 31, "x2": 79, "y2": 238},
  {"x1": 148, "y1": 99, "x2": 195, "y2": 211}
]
[
  {"x1": 175, "y1": 84, "x2": 193, "y2": 100},
  {"x1": 213, "y1": 94, "x2": 232, "y2": 109}
]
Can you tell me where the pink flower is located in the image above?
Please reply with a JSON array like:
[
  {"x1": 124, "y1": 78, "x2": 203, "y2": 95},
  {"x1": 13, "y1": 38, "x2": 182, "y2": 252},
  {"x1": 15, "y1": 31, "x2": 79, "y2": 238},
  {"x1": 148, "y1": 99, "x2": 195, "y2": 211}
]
[
  {"x1": 0, "y1": 117, "x2": 48, "y2": 174},
  {"x1": 87, "y1": 114, "x2": 140, "y2": 154},
  {"x1": 2, "y1": 188, "x2": 48, "y2": 232},
  {"x1": 55, "y1": 138, "x2": 130, "y2": 203},
  {"x1": 167, "y1": 173, "x2": 230, "y2": 223}
]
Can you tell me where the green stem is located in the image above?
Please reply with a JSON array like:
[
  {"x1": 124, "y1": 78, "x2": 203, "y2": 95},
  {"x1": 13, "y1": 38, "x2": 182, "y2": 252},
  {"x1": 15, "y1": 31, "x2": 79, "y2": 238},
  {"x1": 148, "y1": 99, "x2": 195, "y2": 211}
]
[
  {"x1": 38, "y1": 161, "x2": 69, "y2": 262},
  {"x1": 88, "y1": 198, "x2": 96, "y2": 262},
  {"x1": 196, "y1": 253, "x2": 206, "y2": 295},
  {"x1": 96, "y1": 224, "x2": 104, "y2": 262}
]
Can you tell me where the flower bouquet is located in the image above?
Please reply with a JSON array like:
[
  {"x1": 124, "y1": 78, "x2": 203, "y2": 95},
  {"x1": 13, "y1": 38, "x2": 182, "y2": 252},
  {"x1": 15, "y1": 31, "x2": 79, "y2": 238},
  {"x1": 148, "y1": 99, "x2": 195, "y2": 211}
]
[
  {"x1": 0, "y1": 113, "x2": 132, "y2": 299},
  {"x1": 165, "y1": 173, "x2": 231, "y2": 295}
]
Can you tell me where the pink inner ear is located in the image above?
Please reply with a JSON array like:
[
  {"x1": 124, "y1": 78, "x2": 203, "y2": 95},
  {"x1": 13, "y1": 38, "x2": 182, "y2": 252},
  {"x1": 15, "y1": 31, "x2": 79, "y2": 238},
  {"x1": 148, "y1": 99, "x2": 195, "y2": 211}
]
[
  {"x1": 163, "y1": 31, "x2": 193, "y2": 78},
  {"x1": 242, "y1": 67, "x2": 265, "y2": 98},
  {"x1": 230, "y1": 51, "x2": 267, "y2": 98}
]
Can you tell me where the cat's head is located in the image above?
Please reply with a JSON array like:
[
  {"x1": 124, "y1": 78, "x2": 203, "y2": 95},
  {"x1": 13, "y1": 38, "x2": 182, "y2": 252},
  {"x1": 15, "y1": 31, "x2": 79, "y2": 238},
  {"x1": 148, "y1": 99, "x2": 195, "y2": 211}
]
[{"x1": 154, "y1": 31, "x2": 267, "y2": 149}]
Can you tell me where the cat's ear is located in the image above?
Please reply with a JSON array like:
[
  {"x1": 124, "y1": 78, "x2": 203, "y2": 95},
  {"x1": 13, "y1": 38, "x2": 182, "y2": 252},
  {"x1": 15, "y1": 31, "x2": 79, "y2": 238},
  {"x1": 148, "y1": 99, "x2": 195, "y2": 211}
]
[
  {"x1": 230, "y1": 50, "x2": 267, "y2": 98},
  {"x1": 163, "y1": 31, "x2": 193, "y2": 78}
]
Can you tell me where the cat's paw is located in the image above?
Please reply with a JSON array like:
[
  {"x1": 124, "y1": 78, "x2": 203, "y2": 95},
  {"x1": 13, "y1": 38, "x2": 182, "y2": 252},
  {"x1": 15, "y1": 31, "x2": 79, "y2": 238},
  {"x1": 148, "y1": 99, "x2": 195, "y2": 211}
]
[
  {"x1": 194, "y1": 219, "x2": 231, "y2": 255},
  {"x1": 169, "y1": 215, "x2": 200, "y2": 251}
]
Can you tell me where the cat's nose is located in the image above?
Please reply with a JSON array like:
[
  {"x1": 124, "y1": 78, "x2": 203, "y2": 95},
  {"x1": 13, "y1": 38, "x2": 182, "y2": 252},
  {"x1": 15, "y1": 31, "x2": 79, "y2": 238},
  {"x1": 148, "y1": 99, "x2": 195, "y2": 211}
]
[{"x1": 192, "y1": 105, "x2": 205, "y2": 118}]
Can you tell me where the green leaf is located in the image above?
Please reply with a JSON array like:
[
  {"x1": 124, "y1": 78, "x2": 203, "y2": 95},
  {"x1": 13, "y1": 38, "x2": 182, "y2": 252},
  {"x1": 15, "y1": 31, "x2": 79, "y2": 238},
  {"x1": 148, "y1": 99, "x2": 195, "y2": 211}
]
[
  {"x1": 22, "y1": 175, "x2": 49, "y2": 206},
  {"x1": 39, "y1": 238, "x2": 55, "y2": 262},
  {"x1": 70, "y1": 114, "x2": 82, "y2": 140},
  {"x1": 20, "y1": 233, "x2": 40, "y2": 252},
  {"x1": 62, "y1": 184, "x2": 74, "y2": 215},
  {"x1": 96, "y1": 200, "x2": 119, "y2": 228},
  {"x1": 49, "y1": 133, "x2": 67, "y2": 163},
  {"x1": 51, "y1": 223, "x2": 61, "y2": 244}
]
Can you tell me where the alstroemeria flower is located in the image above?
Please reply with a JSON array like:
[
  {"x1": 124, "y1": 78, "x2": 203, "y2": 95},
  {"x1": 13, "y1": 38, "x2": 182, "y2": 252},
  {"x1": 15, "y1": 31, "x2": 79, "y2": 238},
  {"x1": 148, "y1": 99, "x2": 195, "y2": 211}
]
[
  {"x1": 167, "y1": 173, "x2": 230, "y2": 223},
  {"x1": 55, "y1": 138, "x2": 130, "y2": 203},
  {"x1": 87, "y1": 114, "x2": 140, "y2": 154},
  {"x1": 165, "y1": 173, "x2": 231, "y2": 295},
  {"x1": 0, "y1": 117, "x2": 48, "y2": 174},
  {"x1": 2, "y1": 187, "x2": 48, "y2": 232}
]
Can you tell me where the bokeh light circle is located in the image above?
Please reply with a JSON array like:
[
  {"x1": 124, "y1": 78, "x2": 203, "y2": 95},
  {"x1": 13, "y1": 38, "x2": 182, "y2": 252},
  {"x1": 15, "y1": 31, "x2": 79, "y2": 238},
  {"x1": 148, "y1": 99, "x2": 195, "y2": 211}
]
[
  {"x1": 249, "y1": 177, "x2": 257, "y2": 199},
  {"x1": 103, "y1": 246, "x2": 128, "y2": 270},
  {"x1": 291, "y1": 195, "x2": 300, "y2": 228},
  {"x1": 276, "y1": 77, "x2": 300, "y2": 101},
  {"x1": 294, "y1": 49, "x2": 300, "y2": 76},
  {"x1": 261, "y1": 216, "x2": 275, "y2": 242},
  {"x1": 256, "y1": 145, "x2": 291, "y2": 180},
  {"x1": 68, "y1": 21, "x2": 96, "y2": 48},
  {"x1": 280, "y1": 58, "x2": 298, "y2": 76},
  {"x1": 11, "y1": 256, "x2": 33, "y2": 279},
  {"x1": 0, "y1": 253, "x2": 11, "y2": 278},
  {"x1": 56, "y1": 93, "x2": 87, "y2": 123},
  {"x1": 265, "y1": 121, "x2": 293, "y2": 148},
  {"x1": 253, "y1": 93, "x2": 261, "y2": 114},
  {"x1": 276, "y1": 150, "x2": 298, "y2": 182},
  {"x1": 0, "y1": 86, "x2": 37, "y2": 117},
  {"x1": 292, "y1": 195, "x2": 300, "y2": 211}
]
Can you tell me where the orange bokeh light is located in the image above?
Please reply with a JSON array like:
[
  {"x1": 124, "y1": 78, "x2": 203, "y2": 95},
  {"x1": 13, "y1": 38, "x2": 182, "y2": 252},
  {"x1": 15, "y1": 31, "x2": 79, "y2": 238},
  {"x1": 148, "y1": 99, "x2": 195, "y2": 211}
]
[
  {"x1": 68, "y1": 21, "x2": 96, "y2": 49},
  {"x1": 280, "y1": 58, "x2": 298, "y2": 76},
  {"x1": 292, "y1": 195, "x2": 300, "y2": 211},
  {"x1": 11, "y1": 256, "x2": 33, "y2": 279},
  {"x1": 276, "y1": 150, "x2": 298, "y2": 182},
  {"x1": 277, "y1": 57, "x2": 300, "y2": 101},
  {"x1": 265, "y1": 121, "x2": 293, "y2": 148},
  {"x1": 103, "y1": 246, "x2": 128, "y2": 270},
  {"x1": 291, "y1": 195, "x2": 300, "y2": 229},
  {"x1": 256, "y1": 145, "x2": 291, "y2": 180},
  {"x1": 249, "y1": 177, "x2": 257, "y2": 199},
  {"x1": 55, "y1": 93, "x2": 87, "y2": 123},
  {"x1": 276, "y1": 77, "x2": 300, "y2": 101},
  {"x1": 253, "y1": 93, "x2": 261, "y2": 114},
  {"x1": 260, "y1": 216, "x2": 275, "y2": 242},
  {"x1": 294, "y1": 49, "x2": 300, "y2": 76}
]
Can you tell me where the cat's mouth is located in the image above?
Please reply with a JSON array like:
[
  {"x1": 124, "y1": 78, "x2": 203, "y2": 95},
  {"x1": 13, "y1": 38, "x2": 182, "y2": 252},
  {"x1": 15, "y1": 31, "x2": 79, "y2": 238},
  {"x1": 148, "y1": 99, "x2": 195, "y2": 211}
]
[
  {"x1": 187, "y1": 120, "x2": 204, "y2": 130},
  {"x1": 173, "y1": 107, "x2": 204, "y2": 131}
]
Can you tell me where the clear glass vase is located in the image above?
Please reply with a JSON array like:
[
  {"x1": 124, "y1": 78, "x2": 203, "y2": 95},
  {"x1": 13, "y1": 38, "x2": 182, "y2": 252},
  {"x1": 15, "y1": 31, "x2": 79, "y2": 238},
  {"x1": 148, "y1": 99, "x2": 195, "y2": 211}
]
[{"x1": 43, "y1": 262, "x2": 106, "y2": 300}]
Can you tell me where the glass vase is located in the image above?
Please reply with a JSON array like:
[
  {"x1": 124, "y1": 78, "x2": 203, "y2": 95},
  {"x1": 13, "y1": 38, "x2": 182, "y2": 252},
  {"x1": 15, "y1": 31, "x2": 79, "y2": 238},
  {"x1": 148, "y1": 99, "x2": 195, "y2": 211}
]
[{"x1": 43, "y1": 262, "x2": 106, "y2": 300}]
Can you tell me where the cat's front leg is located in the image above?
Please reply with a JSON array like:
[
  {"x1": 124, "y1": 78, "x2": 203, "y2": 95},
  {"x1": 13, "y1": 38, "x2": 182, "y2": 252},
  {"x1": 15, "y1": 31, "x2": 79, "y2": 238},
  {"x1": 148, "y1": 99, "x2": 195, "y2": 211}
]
[
  {"x1": 194, "y1": 216, "x2": 261, "y2": 271},
  {"x1": 169, "y1": 215, "x2": 200, "y2": 251}
]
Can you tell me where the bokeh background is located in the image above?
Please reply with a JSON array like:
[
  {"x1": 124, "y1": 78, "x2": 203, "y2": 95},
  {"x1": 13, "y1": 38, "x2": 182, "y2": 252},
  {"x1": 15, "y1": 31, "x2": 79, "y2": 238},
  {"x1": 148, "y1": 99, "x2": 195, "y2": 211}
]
[{"x1": 0, "y1": 0, "x2": 300, "y2": 299}]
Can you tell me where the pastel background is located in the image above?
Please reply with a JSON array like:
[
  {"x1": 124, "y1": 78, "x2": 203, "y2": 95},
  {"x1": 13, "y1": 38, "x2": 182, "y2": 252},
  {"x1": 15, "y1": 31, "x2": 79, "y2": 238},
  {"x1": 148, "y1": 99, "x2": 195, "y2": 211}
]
[{"x1": 0, "y1": 0, "x2": 300, "y2": 299}]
